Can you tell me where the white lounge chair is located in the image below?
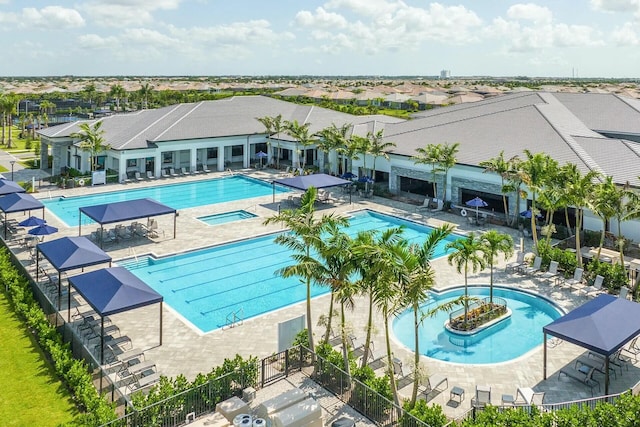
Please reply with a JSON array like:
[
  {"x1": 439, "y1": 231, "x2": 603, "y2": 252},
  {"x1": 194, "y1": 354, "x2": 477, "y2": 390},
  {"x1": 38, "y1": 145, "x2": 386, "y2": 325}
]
[
  {"x1": 180, "y1": 167, "x2": 190, "y2": 176},
  {"x1": 146, "y1": 170, "x2": 156, "y2": 179},
  {"x1": 562, "y1": 267, "x2": 585, "y2": 291},
  {"x1": 160, "y1": 169, "x2": 170, "y2": 178},
  {"x1": 524, "y1": 256, "x2": 542, "y2": 275},
  {"x1": 202, "y1": 164, "x2": 211, "y2": 173},
  {"x1": 578, "y1": 275, "x2": 606, "y2": 298},
  {"x1": 169, "y1": 167, "x2": 179, "y2": 177},
  {"x1": 619, "y1": 286, "x2": 631, "y2": 300},
  {"x1": 471, "y1": 385, "x2": 492, "y2": 408},
  {"x1": 134, "y1": 171, "x2": 144, "y2": 181}
]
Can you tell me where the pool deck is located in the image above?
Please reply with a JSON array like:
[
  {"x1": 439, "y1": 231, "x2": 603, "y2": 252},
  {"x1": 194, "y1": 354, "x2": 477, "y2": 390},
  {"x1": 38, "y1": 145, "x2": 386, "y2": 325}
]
[{"x1": 5, "y1": 168, "x2": 640, "y2": 422}]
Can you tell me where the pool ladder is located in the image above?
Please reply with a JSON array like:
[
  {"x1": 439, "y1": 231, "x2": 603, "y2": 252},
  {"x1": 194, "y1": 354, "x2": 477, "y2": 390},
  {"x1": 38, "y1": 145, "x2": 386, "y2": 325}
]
[{"x1": 224, "y1": 308, "x2": 244, "y2": 329}]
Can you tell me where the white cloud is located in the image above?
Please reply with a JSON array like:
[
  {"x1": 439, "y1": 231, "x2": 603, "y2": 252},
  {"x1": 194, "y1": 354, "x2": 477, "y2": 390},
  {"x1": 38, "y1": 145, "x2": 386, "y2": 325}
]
[
  {"x1": 82, "y1": 0, "x2": 183, "y2": 28},
  {"x1": 78, "y1": 34, "x2": 119, "y2": 50},
  {"x1": 590, "y1": 0, "x2": 640, "y2": 13},
  {"x1": 506, "y1": 3, "x2": 553, "y2": 24},
  {"x1": 294, "y1": 7, "x2": 348, "y2": 29},
  {"x1": 21, "y1": 6, "x2": 85, "y2": 29},
  {"x1": 611, "y1": 22, "x2": 640, "y2": 45}
]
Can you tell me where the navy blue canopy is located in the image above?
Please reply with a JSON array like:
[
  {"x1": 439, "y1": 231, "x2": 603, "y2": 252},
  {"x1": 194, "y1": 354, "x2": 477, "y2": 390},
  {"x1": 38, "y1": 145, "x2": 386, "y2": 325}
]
[
  {"x1": 0, "y1": 193, "x2": 45, "y2": 238},
  {"x1": 68, "y1": 267, "x2": 163, "y2": 364},
  {"x1": 79, "y1": 198, "x2": 176, "y2": 225},
  {"x1": 272, "y1": 173, "x2": 352, "y2": 204},
  {"x1": 273, "y1": 173, "x2": 352, "y2": 190},
  {"x1": 0, "y1": 179, "x2": 26, "y2": 196},
  {"x1": 38, "y1": 236, "x2": 112, "y2": 272},
  {"x1": 36, "y1": 236, "x2": 112, "y2": 314},
  {"x1": 543, "y1": 294, "x2": 640, "y2": 394}
]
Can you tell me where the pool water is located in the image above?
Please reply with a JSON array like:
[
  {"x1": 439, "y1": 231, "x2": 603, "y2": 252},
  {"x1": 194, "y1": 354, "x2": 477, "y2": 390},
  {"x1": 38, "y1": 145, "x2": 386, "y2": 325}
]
[
  {"x1": 393, "y1": 286, "x2": 563, "y2": 364},
  {"x1": 42, "y1": 175, "x2": 288, "y2": 226},
  {"x1": 198, "y1": 210, "x2": 258, "y2": 226},
  {"x1": 120, "y1": 210, "x2": 460, "y2": 333}
]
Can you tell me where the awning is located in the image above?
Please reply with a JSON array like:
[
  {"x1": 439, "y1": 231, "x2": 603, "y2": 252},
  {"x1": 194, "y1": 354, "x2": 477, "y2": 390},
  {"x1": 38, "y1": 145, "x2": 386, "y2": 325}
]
[
  {"x1": 0, "y1": 193, "x2": 45, "y2": 238},
  {"x1": 543, "y1": 294, "x2": 640, "y2": 394},
  {"x1": 271, "y1": 173, "x2": 352, "y2": 203},
  {"x1": 68, "y1": 267, "x2": 163, "y2": 364},
  {"x1": 0, "y1": 179, "x2": 27, "y2": 196}
]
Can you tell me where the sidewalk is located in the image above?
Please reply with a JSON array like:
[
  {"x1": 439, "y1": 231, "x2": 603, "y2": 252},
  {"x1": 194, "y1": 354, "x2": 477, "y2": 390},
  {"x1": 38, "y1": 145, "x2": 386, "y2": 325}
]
[{"x1": 0, "y1": 148, "x2": 50, "y2": 184}]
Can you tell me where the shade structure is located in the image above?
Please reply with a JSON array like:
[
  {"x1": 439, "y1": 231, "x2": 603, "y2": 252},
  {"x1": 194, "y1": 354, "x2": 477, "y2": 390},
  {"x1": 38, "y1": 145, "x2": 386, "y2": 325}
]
[
  {"x1": 465, "y1": 196, "x2": 488, "y2": 219},
  {"x1": 68, "y1": 267, "x2": 163, "y2": 364},
  {"x1": 0, "y1": 179, "x2": 26, "y2": 196},
  {"x1": 0, "y1": 193, "x2": 46, "y2": 238},
  {"x1": 256, "y1": 151, "x2": 268, "y2": 158},
  {"x1": 35, "y1": 236, "x2": 112, "y2": 315},
  {"x1": 28, "y1": 224, "x2": 58, "y2": 236},
  {"x1": 272, "y1": 173, "x2": 353, "y2": 204},
  {"x1": 543, "y1": 294, "x2": 640, "y2": 394},
  {"x1": 78, "y1": 198, "x2": 177, "y2": 247},
  {"x1": 19, "y1": 216, "x2": 46, "y2": 227}
]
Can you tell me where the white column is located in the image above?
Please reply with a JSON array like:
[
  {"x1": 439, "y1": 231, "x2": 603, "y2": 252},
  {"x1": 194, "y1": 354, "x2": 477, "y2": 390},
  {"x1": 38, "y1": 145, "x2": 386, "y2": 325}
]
[
  {"x1": 217, "y1": 147, "x2": 225, "y2": 171},
  {"x1": 155, "y1": 153, "x2": 162, "y2": 177},
  {"x1": 190, "y1": 148, "x2": 198, "y2": 173}
]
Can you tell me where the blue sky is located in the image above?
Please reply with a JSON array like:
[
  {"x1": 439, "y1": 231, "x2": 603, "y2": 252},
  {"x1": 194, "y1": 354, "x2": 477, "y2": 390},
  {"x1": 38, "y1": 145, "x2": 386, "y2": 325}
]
[{"x1": 1, "y1": 0, "x2": 639, "y2": 77}]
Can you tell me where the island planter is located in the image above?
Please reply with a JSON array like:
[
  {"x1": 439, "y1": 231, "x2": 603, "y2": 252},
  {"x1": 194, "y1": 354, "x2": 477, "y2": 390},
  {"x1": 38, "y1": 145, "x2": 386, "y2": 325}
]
[{"x1": 445, "y1": 296, "x2": 511, "y2": 335}]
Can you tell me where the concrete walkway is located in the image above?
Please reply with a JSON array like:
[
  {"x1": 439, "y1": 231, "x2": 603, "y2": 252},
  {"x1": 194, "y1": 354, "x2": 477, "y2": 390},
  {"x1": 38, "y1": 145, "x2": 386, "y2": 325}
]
[{"x1": 3, "y1": 165, "x2": 639, "y2": 422}]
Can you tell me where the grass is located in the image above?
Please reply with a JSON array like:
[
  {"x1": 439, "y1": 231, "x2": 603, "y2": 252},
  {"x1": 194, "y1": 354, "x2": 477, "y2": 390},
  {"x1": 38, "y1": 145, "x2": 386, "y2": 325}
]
[{"x1": 0, "y1": 292, "x2": 78, "y2": 426}]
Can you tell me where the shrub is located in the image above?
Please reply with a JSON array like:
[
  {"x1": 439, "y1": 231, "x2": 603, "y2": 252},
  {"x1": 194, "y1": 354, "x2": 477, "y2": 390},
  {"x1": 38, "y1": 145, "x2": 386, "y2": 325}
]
[
  {"x1": 586, "y1": 260, "x2": 628, "y2": 292},
  {"x1": 402, "y1": 399, "x2": 447, "y2": 427}
]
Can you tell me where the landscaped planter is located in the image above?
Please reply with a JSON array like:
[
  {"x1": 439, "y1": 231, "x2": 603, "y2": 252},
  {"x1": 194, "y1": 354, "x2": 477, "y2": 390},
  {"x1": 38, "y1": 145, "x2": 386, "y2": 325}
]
[{"x1": 445, "y1": 297, "x2": 510, "y2": 334}]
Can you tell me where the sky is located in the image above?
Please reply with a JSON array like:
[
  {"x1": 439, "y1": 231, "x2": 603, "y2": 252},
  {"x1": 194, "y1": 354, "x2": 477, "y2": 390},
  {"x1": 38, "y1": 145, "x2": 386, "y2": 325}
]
[{"x1": 1, "y1": 0, "x2": 640, "y2": 78}]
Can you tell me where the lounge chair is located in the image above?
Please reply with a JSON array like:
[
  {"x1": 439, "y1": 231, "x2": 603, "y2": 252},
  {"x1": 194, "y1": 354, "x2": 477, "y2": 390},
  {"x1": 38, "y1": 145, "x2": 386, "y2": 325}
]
[
  {"x1": 146, "y1": 171, "x2": 156, "y2": 179},
  {"x1": 180, "y1": 167, "x2": 190, "y2": 176},
  {"x1": 419, "y1": 373, "x2": 448, "y2": 397},
  {"x1": 524, "y1": 256, "x2": 542, "y2": 275},
  {"x1": 577, "y1": 275, "x2": 605, "y2": 298},
  {"x1": 540, "y1": 261, "x2": 560, "y2": 283},
  {"x1": 558, "y1": 365, "x2": 599, "y2": 394},
  {"x1": 202, "y1": 164, "x2": 211, "y2": 173},
  {"x1": 561, "y1": 267, "x2": 584, "y2": 291},
  {"x1": 619, "y1": 286, "x2": 631, "y2": 300},
  {"x1": 134, "y1": 171, "x2": 144, "y2": 181},
  {"x1": 506, "y1": 251, "x2": 525, "y2": 272},
  {"x1": 126, "y1": 371, "x2": 161, "y2": 394},
  {"x1": 160, "y1": 169, "x2": 170, "y2": 178},
  {"x1": 514, "y1": 387, "x2": 545, "y2": 406},
  {"x1": 169, "y1": 167, "x2": 179, "y2": 177},
  {"x1": 471, "y1": 385, "x2": 492, "y2": 408},
  {"x1": 621, "y1": 337, "x2": 640, "y2": 361}
]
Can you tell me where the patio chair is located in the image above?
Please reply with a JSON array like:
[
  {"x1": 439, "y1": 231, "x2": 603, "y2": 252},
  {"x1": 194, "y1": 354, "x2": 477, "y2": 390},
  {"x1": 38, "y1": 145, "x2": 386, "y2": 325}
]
[
  {"x1": 619, "y1": 286, "x2": 631, "y2": 300},
  {"x1": 161, "y1": 169, "x2": 170, "y2": 178},
  {"x1": 180, "y1": 167, "x2": 190, "y2": 176},
  {"x1": 562, "y1": 267, "x2": 585, "y2": 291},
  {"x1": 146, "y1": 171, "x2": 156, "y2": 179},
  {"x1": 558, "y1": 365, "x2": 600, "y2": 395},
  {"x1": 577, "y1": 275, "x2": 606, "y2": 298},
  {"x1": 514, "y1": 387, "x2": 545, "y2": 406},
  {"x1": 506, "y1": 251, "x2": 525, "y2": 273},
  {"x1": 524, "y1": 256, "x2": 542, "y2": 275},
  {"x1": 169, "y1": 167, "x2": 179, "y2": 177},
  {"x1": 202, "y1": 164, "x2": 211, "y2": 173},
  {"x1": 134, "y1": 171, "x2": 144, "y2": 181},
  {"x1": 418, "y1": 373, "x2": 448, "y2": 397},
  {"x1": 621, "y1": 337, "x2": 640, "y2": 362},
  {"x1": 540, "y1": 261, "x2": 560, "y2": 283},
  {"x1": 471, "y1": 385, "x2": 492, "y2": 408}
]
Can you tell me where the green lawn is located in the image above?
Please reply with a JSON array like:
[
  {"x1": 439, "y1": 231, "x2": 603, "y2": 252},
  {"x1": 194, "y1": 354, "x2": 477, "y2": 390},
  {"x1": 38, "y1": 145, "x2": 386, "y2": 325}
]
[{"x1": 0, "y1": 292, "x2": 78, "y2": 426}]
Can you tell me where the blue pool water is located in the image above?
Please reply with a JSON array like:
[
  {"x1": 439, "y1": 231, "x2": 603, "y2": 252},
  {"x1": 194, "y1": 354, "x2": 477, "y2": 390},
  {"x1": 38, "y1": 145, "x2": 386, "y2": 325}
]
[
  {"x1": 42, "y1": 175, "x2": 288, "y2": 226},
  {"x1": 198, "y1": 210, "x2": 258, "y2": 226},
  {"x1": 393, "y1": 286, "x2": 563, "y2": 364},
  {"x1": 120, "y1": 210, "x2": 460, "y2": 333}
]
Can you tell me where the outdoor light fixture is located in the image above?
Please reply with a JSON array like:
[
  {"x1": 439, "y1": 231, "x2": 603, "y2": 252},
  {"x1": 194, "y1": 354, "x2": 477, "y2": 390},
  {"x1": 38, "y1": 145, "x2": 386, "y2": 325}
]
[{"x1": 9, "y1": 160, "x2": 16, "y2": 181}]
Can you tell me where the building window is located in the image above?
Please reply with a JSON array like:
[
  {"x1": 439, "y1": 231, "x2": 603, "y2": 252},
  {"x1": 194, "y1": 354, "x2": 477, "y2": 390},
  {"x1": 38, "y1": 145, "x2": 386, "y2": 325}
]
[
  {"x1": 207, "y1": 147, "x2": 218, "y2": 159},
  {"x1": 231, "y1": 145, "x2": 243, "y2": 156},
  {"x1": 162, "y1": 152, "x2": 173, "y2": 164},
  {"x1": 127, "y1": 159, "x2": 137, "y2": 168}
]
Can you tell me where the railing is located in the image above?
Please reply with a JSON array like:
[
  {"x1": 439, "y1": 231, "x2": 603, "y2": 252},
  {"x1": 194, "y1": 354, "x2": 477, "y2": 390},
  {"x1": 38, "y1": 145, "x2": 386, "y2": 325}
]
[
  {"x1": 224, "y1": 308, "x2": 244, "y2": 329},
  {"x1": 448, "y1": 297, "x2": 507, "y2": 331}
]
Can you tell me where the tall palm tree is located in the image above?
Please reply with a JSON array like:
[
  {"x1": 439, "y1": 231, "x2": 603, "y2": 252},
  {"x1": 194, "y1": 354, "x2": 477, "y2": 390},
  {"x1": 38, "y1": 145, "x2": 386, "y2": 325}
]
[
  {"x1": 589, "y1": 176, "x2": 619, "y2": 261},
  {"x1": 519, "y1": 151, "x2": 557, "y2": 247},
  {"x1": 437, "y1": 142, "x2": 460, "y2": 202},
  {"x1": 109, "y1": 84, "x2": 127, "y2": 111},
  {"x1": 284, "y1": 120, "x2": 312, "y2": 169},
  {"x1": 563, "y1": 164, "x2": 600, "y2": 267},
  {"x1": 82, "y1": 83, "x2": 98, "y2": 106},
  {"x1": 503, "y1": 155, "x2": 524, "y2": 226},
  {"x1": 479, "y1": 151, "x2": 511, "y2": 224},
  {"x1": 446, "y1": 233, "x2": 485, "y2": 325},
  {"x1": 138, "y1": 82, "x2": 154, "y2": 109},
  {"x1": 479, "y1": 230, "x2": 513, "y2": 304},
  {"x1": 70, "y1": 121, "x2": 110, "y2": 172},
  {"x1": 315, "y1": 123, "x2": 351, "y2": 175},
  {"x1": 0, "y1": 93, "x2": 18, "y2": 148},
  {"x1": 270, "y1": 114, "x2": 286, "y2": 170},
  {"x1": 401, "y1": 224, "x2": 454, "y2": 406},
  {"x1": 39, "y1": 100, "x2": 55, "y2": 128},
  {"x1": 412, "y1": 143, "x2": 441, "y2": 198},
  {"x1": 264, "y1": 187, "x2": 342, "y2": 353},
  {"x1": 350, "y1": 134, "x2": 371, "y2": 177},
  {"x1": 368, "y1": 130, "x2": 395, "y2": 180},
  {"x1": 256, "y1": 115, "x2": 274, "y2": 165}
]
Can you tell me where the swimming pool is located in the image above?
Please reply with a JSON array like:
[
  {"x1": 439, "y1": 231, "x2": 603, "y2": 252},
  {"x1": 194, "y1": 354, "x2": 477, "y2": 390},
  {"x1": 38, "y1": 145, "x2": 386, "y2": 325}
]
[
  {"x1": 120, "y1": 210, "x2": 460, "y2": 333},
  {"x1": 42, "y1": 175, "x2": 288, "y2": 226},
  {"x1": 393, "y1": 286, "x2": 563, "y2": 364},
  {"x1": 198, "y1": 210, "x2": 258, "y2": 226}
]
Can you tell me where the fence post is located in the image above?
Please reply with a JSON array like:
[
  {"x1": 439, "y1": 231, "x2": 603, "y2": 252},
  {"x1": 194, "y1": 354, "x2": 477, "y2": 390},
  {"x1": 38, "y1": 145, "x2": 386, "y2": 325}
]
[
  {"x1": 284, "y1": 349, "x2": 289, "y2": 377},
  {"x1": 261, "y1": 357, "x2": 266, "y2": 388}
]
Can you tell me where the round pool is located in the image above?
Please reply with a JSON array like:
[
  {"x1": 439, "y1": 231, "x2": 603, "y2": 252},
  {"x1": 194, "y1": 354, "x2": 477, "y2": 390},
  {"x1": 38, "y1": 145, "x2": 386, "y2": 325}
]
[{"x1": 392, "y1": 286, "x2": 563, "y2": 364}]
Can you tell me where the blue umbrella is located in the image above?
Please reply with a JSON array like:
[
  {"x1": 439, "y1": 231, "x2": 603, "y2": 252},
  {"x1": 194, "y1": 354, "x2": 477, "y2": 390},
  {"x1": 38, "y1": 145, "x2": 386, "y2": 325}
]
[
  {"x1": 465, "y1": 197, "x2": 488, "y2": 219},
  {"x1": 255, "y1": 151, "x2": 268, "y2": 167},
  {"x1": 19, "y1": 216, "x2": 46, "y2": 227},
  {"x1": 28, "y1": 224, "x2": 58, "y2": 237},
  {"x1": 358, "y1": 176, "x2": 374, "y2": 183},
  {"x1": 340, "y1": 172, "x2": 357, "y2": 179},
  {"x1": 520, "y1": 210, "x2": 542, "y2": 219}
]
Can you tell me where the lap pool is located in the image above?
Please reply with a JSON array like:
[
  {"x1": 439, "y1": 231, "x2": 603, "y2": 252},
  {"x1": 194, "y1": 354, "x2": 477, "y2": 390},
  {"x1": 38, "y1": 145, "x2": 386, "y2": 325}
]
[
  {"x1": 119, "y1": 210, "x2": 460, "y2": 333},
  {"x1": 42, "y1": 175, "x2": 288, "y2": 226},
  {"x1": 393, "y1": 286, "x2": 563, "y2": 364}
]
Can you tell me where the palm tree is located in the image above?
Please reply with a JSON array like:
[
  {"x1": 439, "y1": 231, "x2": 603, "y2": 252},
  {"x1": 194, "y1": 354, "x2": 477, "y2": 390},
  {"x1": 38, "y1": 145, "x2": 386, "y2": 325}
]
[
  {"x1": 412, "y1": 143, "x2": 441, "y2": 198},
  {"x1": 315, "y1": 123, "x2": 351, "y2": 175},
  {"x1": 563, "y1": 165, "x2": 600, "y2": 267},
  {"x1": 437, "y1": 142, "x2": 459, "y2": 202},
  {"x1": 503, "y1": 155, "x2": 524, "y2": 226},
  {"x1": 138, "y1": 82, "x2": 154, "y2": 109},
  {"x1": 479, "y1": 151, "x2": 511, "y2": 224},
  {"x1": 109, "y1": 84, "x2": 127, "y2": 111},
  {"x1": 446, "y1": 233, "x2": 485, "y2": 325},
  {"x1": 256, "y1": 115, "x2": 274, "y2": 166},
  {"x1": 39, "y1": 100, "x2": 55, "y2": 128},
  {"x1": 519, "y1": 151, "x2": 557, "y2": 247},
  {"x1": 0, "y1": 93, "x2": 18, "y2": 148},
  {"x1": 82, "y1": 83, "x2": 98, "y2": 106},
  {"x1": 589, "y1": 176, "x2": 619, "y2": 260},
  {"x1": 264, "y1": 187, "x2": 343, "y2": 353},
  {"x1": 350, "y1": 134, "x2": 371, "y2": 177},
  {"x1": 479, "y1": 230, "x2": 513, "y2": 304},
  {"x1": 401, "y1": 224, "x2": 454, "y2": 406},
  {"x1": 284, "y1": 120, "x2": 312, "y2": 169},
  {"x1": 368, "y1": 130, "x2": 396, "y2": 180},
  {"x1": 71, "y1": 121, "x2": 110, "y2": 172}
]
